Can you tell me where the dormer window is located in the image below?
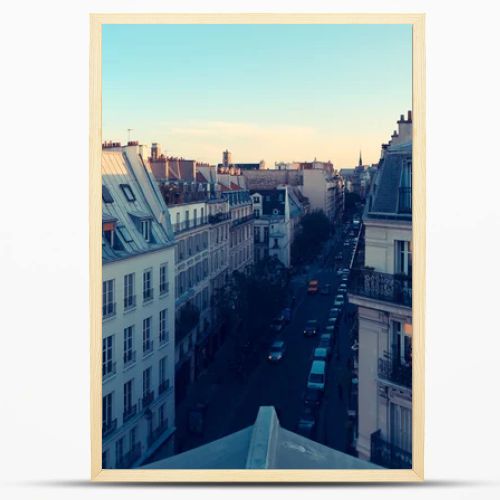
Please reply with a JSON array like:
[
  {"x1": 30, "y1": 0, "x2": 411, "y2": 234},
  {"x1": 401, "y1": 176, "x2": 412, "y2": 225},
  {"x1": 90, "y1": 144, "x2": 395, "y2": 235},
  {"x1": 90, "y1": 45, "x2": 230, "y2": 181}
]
[
  {"x1": 141, "y1": 219, "x2": 151, "y2": 242},
  {"x1": 102, "y1": 185, "x2": 114, "y2": 203},
  {"x1": 102, "y1": 217, "x2": 117, "y2": 248},
  {"x1": 120, "y1": 184, "x2": 136, "y2": 202}
]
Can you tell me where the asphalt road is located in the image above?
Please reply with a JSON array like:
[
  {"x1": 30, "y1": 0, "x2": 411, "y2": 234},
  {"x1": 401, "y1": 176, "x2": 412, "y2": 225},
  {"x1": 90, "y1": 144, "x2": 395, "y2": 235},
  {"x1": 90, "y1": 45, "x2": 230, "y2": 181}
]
[{"x1": 148, "y1": 221, "x2": 361, "y2": 462}]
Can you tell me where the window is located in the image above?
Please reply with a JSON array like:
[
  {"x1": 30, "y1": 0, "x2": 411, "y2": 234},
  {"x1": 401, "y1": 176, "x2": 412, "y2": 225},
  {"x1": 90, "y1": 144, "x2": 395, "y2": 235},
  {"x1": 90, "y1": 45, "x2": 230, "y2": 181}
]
[
  {"x1": 124, "y1": 273, "x2": 135, "y2": 309},
  {"x1": 143, "y1": 269, "x2": 153, "y2": 301},
  {"x1": 102, "y1": 280, "x2": 115, "y2": 318},
  {"x1": 141, "y1": 219, "x2": 151, "y2": 242},
  {"x1": 159, "y1": 356, "x2": 169, "y2": 394},
  {"x1": 123, "y1": 326, "x2": 135, "y2": 365},
  {"x1": 129, "y1": 427, "x2": 137, "y2": 448},
  {"x1": 185, "y1": 210, "x2": 189, "y2": 229},
  {"x1": 395, "y1": 240, "x2": 412, "y2": 276},
  {"x1": 159, "y1": 263, "x2": 168, "y2": 295},
  {"x1": 102, "y1": 392, "x2": 113, "y2": 433},
  {"x1": 102, "y1": 222, "x2": 115, "y2": 247},
  {"x1": 253, "y1": 196, "x2": 260, "y2": 204},
  {"x1": 193, "y1": 209, "x2": 198, "y2": 226},
  {"x1": 117, "y1": 225, "x2": 133, "y2": 243},
  {"x1": 390, "y1": 403, "x2": 412, "y2": 453},
  {"x1": 159, "y1": 309, "x2": 168, "y2": 344},
  {"x1": 120, "y1": 184, "x2": 136, "y2": 202},
  {"x1": 200, "y1": 207, "x2": 205, "y2": 223},
  {"x1": 115, "y1": 437, "x2": 124, "y2": 465},
  {"x1": 102, "y1": 185, "x2": 114, "y2": 203},
  {"x1": 102, "y1": 335, "x2": 114, "y2": 378},
  {"x1": 175, "y1": 212, "x2": 180, "y2": 230},
  {"x1": 159, "y1": 403, "x2": 167, "y2": 425},
  {"x1": 143, "y1": 317, "x2": 153, "y2": 354},
  {"x1": 391, "y1": 320, "x2": 412, "y2": 365},
  {"x1": 142, "y1": 367, "x2": 152, "y2": 397},
  {"x1": 123, "y1": 379, "x2": 135, "y2": 421}
]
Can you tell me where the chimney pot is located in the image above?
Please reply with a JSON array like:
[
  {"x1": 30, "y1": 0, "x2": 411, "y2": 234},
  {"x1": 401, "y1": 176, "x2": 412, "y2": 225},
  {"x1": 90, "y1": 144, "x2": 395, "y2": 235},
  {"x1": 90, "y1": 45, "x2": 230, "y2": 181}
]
[{"x1": 407, "y1": 110, "x2": 412, "y2": 122}]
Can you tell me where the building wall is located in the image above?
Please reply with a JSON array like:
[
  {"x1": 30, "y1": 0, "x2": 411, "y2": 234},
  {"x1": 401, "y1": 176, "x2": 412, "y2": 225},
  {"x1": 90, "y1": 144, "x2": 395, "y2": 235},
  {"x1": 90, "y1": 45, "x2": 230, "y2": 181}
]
[{"x1": 102, "y1": 245, "x2": 176, "y2": 468}]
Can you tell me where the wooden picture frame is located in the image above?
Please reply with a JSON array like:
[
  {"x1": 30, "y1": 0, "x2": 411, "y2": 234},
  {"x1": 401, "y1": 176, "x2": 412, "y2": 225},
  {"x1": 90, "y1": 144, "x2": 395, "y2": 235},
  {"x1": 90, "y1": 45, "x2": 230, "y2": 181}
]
[{"x1": 90, "y1": 13, "x2": 425, "y2": 482}]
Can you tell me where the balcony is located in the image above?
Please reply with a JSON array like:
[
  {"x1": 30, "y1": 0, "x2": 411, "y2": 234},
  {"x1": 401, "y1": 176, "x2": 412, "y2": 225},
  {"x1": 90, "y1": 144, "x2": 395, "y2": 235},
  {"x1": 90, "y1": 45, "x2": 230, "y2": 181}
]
[
  {"x1": 102, "y1": 418, "x2": 117, "y2": 439},
  {"x1": 142, "y1": 390, "x2": 154, "y2": 409},
  {"x1": 370, "y1": 430, "x2": 412, "y2": 469},
  {"x1": 231, "y1": 214, "x2": 254, "y2": 227},
  {"x1": 124, "y1": 294, "x2": 136, "y2": 310},
  {"x1": 122, "y1": 403, "x2": 137, "y2": 423},
  {"x1": 147, "y1": 419, "x2": 169, "y2": 447},
  {"x1": 116, "y1": 442, "x2": 142, "y2": 469},
  {"x1": 349, "y1": 269, "x2": 412, "y2": 307},
  {"x1": 378, "y1": 353, "x2": 412, "y2": 389},
  {"x1": 209, "y1": 213, "x2": 231, "y2": 224},
  {"x1": 102, "y1": 361, "x2": 117, "y2": 381},
  {"x1": 102, "y1": 302, "x2": 116, "y2": 320},
  {"x1": 123, "y1": 350, "x2": 137, "y2": 368}
]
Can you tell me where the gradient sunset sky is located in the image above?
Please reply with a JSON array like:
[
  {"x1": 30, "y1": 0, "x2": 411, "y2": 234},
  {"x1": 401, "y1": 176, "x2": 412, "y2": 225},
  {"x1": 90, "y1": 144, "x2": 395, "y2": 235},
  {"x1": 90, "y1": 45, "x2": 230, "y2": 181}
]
[{"x1": 103, "y1": 24, "x2": 412, "y2": 168}]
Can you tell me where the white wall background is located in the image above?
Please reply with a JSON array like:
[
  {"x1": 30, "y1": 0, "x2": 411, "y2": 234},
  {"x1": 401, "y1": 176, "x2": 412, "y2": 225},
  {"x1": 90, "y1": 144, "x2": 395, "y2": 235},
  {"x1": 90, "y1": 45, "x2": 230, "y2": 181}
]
[{"x1": 1, "y1": 0, "x2": 499, "y2": 499}]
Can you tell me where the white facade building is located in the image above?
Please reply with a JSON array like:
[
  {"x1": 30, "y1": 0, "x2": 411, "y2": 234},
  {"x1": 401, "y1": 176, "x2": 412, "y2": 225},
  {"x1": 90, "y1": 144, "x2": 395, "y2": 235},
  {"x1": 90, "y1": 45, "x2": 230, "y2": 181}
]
[
  {"x1": 348, "y1": 112, "x2": 413, "y2": 468},
  {"x1": 101, "y1": 144, "x2": 176, "y2": 468}
]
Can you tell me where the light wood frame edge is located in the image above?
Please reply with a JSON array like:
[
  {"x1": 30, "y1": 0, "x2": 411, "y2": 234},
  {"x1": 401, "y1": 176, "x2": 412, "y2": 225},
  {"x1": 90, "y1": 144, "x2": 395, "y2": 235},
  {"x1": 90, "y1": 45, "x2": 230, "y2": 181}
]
[{"x1": 89, "y1": 12, "x2": 425, "y2": 483}]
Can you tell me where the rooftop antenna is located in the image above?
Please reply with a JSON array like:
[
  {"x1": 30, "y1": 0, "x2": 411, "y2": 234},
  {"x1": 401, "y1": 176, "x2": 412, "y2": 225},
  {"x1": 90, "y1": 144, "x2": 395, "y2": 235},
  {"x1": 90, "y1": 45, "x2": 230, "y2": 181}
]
[{"x1": 127, "y1": 128, "x2": 133, "y2": 143}]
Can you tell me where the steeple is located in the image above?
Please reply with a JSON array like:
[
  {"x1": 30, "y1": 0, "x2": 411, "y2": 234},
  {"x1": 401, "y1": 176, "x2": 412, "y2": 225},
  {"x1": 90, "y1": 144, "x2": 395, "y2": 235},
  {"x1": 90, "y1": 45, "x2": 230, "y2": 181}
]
[{"x1": 358, "y1": 150, "x2": 363, "y2": 167}]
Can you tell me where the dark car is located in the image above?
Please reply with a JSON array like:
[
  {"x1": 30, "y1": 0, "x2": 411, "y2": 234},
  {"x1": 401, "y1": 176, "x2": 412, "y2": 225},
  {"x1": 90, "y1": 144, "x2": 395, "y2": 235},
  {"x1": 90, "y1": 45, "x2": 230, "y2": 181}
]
[
  {"x1": 320, "y1": 284, "x2": 332, "y2": 295},
  {"x1": 267, "y1": 340, "x2": 286, "y2": 362},
  {"x1": 304, "y1": 319, "x2": 319, "y2": 337},
  {"x1": 304, "y1": 387, "x2": 323, "y2": 407},
  {"x1": 282, "y1": 307, "x2": 292, "y2": 324},
  {"x1": 297, "y1": 405, "x2": 317, "y2": 438}
]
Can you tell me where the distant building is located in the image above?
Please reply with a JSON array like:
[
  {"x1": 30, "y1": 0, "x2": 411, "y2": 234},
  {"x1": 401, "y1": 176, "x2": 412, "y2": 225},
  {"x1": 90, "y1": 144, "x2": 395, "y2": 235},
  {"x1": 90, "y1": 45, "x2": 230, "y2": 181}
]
[
  {"x1": 218, "y1": 149, "x2": 265, "y2": 171},
  {"x1": 101, "y1": 142, "x2": 176, "y2": 468},
  {"x1": 348, "y1": 111, "x2": 413, "y2": 468},
  {"x1": 251, "y1": 187, "x2": 292, "y2": 268},
  {"x1": 143, "y1": 407, "x2": 382, "y2": 469}
]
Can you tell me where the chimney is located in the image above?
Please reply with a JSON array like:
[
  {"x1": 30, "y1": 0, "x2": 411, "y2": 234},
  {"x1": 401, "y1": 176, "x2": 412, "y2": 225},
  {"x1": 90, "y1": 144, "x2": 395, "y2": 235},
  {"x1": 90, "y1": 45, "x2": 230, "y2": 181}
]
[
  {"x1": 400, "y1": 114, "x2": 405, "y2": 122},
  {"x1": 151, "y1": 142, "x2": 160, "y2": 160},
  {"x1": 407, "y1": 110, "x2": 412, "y2": 122}
]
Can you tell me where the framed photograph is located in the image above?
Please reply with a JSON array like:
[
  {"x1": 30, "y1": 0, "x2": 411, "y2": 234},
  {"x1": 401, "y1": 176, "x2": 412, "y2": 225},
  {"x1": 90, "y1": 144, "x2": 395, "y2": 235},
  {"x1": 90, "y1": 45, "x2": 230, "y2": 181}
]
[{"x1": 90, "y1": 13, "x2": 425, "y2": 482}]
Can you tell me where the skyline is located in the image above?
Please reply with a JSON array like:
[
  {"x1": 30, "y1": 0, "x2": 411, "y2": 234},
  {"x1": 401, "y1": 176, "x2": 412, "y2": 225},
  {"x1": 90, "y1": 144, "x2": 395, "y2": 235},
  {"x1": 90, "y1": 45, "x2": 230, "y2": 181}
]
[{"x1": 103, "y1": 24, "x2": 412, "y2": 168}]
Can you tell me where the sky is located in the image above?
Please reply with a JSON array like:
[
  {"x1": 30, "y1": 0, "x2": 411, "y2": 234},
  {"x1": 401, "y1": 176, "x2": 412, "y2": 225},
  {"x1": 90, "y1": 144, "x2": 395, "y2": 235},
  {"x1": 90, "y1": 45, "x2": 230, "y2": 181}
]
[{"x1": 102, "y1": 24, "x2": 412, "y2": 168}]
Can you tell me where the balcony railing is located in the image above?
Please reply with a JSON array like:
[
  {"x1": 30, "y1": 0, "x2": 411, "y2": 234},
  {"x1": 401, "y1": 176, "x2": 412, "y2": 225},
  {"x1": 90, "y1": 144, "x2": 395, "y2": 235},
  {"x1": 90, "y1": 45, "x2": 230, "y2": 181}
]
[
  {"x1": 124, "y1": 294, "x2": 136, "y2": 310},
  {"x1": 349, "y1": 269, "x2": 412, "y2": 307},
  {"x1": 378, "y1": 353, "x2": 412, "y2": 388},
  {"x1": 209, "y1": 213, "x2": 231, "y2": 224},
  {"x1": 116, "y1": 442, "x2": 142, "y2": 469},
  {"x1": 159, "y1": 283, "x2": 169, "y2": 296},
  {"x1": 231, "y1": 214, "x2": 254, "y2": 227},
  {"x1": 147, "y1": 420, "x2": 169, "y2": 447},
  {"x1": 102, "y1": 302, "x2": 116, "y2": 320},
  {"x1": 102, "y1": 418, "x2": 117, "y2": 439},
  {"x1": 142, "y1": 390, "x2": 154, "y2": 409},
  {"x1": 122, "y1": 403, "x2": 137, "y2": 423},
  {"x1": 370, "y1": 430, "x2": 412, "y2": 469}
]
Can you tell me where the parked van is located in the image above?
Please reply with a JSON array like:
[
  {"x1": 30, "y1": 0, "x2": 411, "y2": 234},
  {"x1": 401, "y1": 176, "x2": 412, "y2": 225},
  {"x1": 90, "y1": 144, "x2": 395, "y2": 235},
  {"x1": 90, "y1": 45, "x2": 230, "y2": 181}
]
[{"x1": 307, "y1": 360, "x2": 326, "y2": 391}]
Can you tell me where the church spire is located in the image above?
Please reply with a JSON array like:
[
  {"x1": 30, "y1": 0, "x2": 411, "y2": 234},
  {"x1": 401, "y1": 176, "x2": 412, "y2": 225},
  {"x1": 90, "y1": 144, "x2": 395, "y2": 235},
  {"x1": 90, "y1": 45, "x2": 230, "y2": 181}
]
[{"x1": 358, "y1": 150, "x2": 363, "y2": 167}]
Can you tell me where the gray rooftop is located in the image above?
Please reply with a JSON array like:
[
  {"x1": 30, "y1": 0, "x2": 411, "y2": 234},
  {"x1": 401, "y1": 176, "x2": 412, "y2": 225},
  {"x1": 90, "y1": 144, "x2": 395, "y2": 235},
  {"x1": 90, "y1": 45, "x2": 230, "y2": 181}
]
[{"x1": 142, "y1": 406, "x2": 381, "y2": 470}]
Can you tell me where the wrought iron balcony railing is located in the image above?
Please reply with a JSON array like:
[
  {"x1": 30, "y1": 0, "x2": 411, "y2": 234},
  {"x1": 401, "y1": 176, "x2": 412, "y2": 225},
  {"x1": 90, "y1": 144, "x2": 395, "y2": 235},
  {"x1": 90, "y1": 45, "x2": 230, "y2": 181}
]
[
  {"x1": 123, "y1": 294, "x2": 136, "y2": 310},
  {"x1": 349, "y1": 269, "x2": 412, "y2": 307},
  {"x1": 231, "y1": 214, "x2": 255, "y2": 227},
  {"x1": 123, "y1": 350, "x2": 137, "y2": 368},
  {"x1": 378, "y1": 353, "x2": 412, "y2": 389},
  {"x1": 141, "y1": 390, "x2": 154, "y2": 409},
  {"x1": 209, "y1": 213, "x2": 231, "y2": 224},
  {"x1": 371, "y1": 430, "x2": 412, "y2": 469},
  {"x1": 102, "y1": 361, "x2": 117, "y2": 381}
]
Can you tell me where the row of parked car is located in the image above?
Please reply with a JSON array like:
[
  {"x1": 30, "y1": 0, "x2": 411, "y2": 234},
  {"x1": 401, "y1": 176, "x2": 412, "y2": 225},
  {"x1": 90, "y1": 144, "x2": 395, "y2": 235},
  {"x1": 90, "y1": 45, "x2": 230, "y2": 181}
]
[{"x1": 296, "y1": 267, "x2": 352, "y2": 437}]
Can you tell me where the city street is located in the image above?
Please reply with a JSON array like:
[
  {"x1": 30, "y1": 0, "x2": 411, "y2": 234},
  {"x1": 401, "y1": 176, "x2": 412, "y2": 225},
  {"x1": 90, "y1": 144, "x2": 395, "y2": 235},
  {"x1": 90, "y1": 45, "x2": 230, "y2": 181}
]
[{"x1": 148, "y1": 220, "x2": 361, "y2": 463}]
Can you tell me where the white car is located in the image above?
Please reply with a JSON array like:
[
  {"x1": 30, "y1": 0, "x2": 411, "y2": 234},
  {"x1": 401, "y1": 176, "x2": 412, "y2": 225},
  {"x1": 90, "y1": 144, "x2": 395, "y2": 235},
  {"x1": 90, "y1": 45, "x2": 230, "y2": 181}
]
[
  {"x1": 334, "y1": 294, "x2": 344, "y2": 307},
  {"x1": 338, "y1": 283, "x2": 347, "y2": 293}
]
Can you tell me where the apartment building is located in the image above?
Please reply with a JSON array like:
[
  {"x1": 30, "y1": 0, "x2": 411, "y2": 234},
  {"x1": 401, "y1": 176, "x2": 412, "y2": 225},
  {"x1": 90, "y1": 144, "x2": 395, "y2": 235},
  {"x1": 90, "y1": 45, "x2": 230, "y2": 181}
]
[
  {"x1": 251, "y1": 187, "x2": 293, "y2": 268},
  {"x1": 101, "y1": 143, "x2": 176, "y2": 468},
  {"x1": 348, "y1": 111, "x2": 413, "y2": 468},
  {"x1": 166, "y1": 200, "x2": 211, "y2": 403},
  {"x1": 219, "y1": 175, "x2": 254, "y2": 274}
]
